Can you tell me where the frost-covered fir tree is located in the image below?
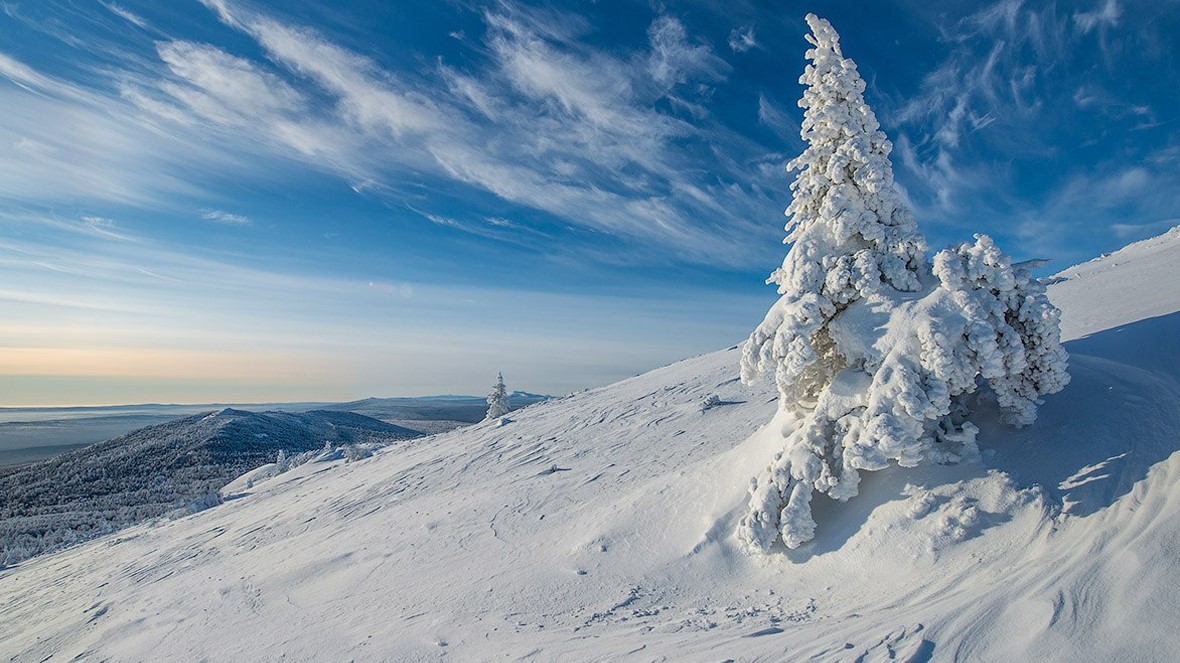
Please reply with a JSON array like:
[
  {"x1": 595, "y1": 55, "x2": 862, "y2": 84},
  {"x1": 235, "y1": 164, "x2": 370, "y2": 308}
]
[
  {"x1": 486, "y1": 372, "x2": 510, "y2": 420},
  {"x1": 738, "y1": 14, "x2": 1069, "y2": 553},
  {"x1": 741, "y1": 12, "x2": 926, "y2": 412}
]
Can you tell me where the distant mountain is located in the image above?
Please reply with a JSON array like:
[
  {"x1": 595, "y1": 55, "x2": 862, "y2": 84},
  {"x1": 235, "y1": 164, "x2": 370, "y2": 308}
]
[
  {"x1": 1, "y1": 393, "x2": 553, "y2": 468},
  {"x1": 0, "y1": 409, "x2": 418, "y2": 566}
]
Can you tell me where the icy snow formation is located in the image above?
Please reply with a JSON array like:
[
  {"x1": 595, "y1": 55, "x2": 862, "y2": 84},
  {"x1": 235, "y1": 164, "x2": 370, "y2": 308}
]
[{"x1": 738, "y1": 15, "x2": 1068, "y2": 551}]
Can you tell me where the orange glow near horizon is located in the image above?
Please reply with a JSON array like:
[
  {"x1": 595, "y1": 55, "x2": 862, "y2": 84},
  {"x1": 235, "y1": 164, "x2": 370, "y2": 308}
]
[{"x1": 0, "y1": 346, "x2": 342, "y2": 381}]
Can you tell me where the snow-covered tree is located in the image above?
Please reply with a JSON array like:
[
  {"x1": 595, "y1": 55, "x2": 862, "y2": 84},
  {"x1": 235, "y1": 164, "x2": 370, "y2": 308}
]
[
  {"x1": 740, "y1": 13, "x2": 925, "y2": 406},
  {"x1": 738, "y1": 14, "x2": 1069, "y2": 553},
  {"x1": 486, "y1": 372, "x2": 510, "y2": 420}
]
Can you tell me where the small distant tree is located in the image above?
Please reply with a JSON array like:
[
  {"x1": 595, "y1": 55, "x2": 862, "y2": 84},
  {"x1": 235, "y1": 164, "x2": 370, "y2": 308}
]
[
  {"x1": 486, "y1": 372, "x2": 510, "y2": 420},
  {"x1": 738, "y1": 14, "x2": 1069, "y2": 553}
]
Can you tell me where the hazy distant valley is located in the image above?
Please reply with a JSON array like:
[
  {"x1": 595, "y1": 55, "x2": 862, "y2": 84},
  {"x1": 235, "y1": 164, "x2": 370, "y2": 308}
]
[
  {"x1": 0, "y1": 393, "x2": 548, "y2": 468},
  {"x1": 0, "y1": 392, "x2": 547, "y2": 566}
]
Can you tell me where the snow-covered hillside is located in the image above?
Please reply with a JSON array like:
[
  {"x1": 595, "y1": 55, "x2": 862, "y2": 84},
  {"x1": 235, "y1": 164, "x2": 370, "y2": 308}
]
[
  {"x1": 2, "y1": 229, "x2": 1179, "y2": 661},
  {"x1": 0, "y1": 409, "x2": 417, "y2": 567}
]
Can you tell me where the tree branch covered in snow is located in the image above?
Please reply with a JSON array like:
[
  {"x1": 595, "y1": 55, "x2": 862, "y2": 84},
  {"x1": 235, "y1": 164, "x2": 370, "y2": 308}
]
[{"x1": 738, "y1": 14, "x2": 1069, "y2": 553}]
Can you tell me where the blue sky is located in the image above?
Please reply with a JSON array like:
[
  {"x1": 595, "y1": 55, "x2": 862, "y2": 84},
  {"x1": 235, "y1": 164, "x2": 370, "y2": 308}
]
[{"x1": 1, "y1": 0, "x2": 1177, "y2": 405}]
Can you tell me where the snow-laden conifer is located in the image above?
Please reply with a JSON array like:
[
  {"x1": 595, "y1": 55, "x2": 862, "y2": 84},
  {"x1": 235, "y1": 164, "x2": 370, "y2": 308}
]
[
  {"x1": 486, "y1": 372, "x2": 510, "y2": 420},
  {"x1": 741, "y1": 13, "x2": 925, "y2": 409},
  {"x1": 738, "y1": 14, "x2": 1069, "y2": 552}
]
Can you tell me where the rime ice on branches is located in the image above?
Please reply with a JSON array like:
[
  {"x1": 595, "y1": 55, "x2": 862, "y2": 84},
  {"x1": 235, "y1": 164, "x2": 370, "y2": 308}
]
[{"x1": 738, "y1": 14, "x2": 1069, "y2": 552}]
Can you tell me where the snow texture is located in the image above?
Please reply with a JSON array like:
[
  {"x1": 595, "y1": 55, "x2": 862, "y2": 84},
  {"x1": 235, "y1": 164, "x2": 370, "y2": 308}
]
[{"x1": 738, "y1": 15, "x2": 1069, "y2": 551}]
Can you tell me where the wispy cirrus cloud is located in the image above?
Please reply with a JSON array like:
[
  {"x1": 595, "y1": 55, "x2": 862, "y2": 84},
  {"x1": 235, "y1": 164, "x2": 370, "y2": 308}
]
[
  {"x1": 889, "y1": 0, "x2": 1066, "y2": 215},
  {"x1": 728, "y1": 26, "x2": 757, "y2": 53},
  {"x1": 648, "y1": 15, "x2": 730, "y2": 88},
  {"x1": 1111, "y1": 218, "x2": 1180, "y2": 239},
  {"x1": 1074, "y1": 0, "x2": 1121, "y2": 34},
  {"x1": 5, "y1": 0, "x2": 1173, "y2": 272},
  {"x1": 0, "y1": 60, "x2": 214, "y2": 206},
  {"x1": 95, "y1": 0, "x2": 779, "y2": 266},
  {"x1": 81, "y1": 215, "x2": 116, "y2": 228},
  {"x1": 3, "y1": 0, "x2": 759, "y2": 265},
  {"x1": 100, "y1": 2, "x2": 149, "y2": 29},
  {"x1": 201, "y1": 209, "x2": 250, "y2": 225},
  {"x1": 1008, "y1": 164, "x2": 1180, "y2": 258},
  {"x1": 881, "y1": 0, "x2": 1180, "y2": 260},
  {"x1": 757, "y1": 93, "x2": 803, "y2": 151}
]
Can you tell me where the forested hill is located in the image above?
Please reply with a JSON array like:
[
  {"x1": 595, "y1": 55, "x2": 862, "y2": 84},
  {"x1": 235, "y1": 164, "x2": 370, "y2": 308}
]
[{"x1": 0, "y1": 409, "x2": 418, "y2": 567}]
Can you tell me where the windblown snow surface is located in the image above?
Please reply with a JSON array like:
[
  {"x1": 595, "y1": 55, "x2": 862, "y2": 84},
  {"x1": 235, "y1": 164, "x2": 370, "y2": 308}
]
[{"x1": 3, "y1": 229, "x2": 1180, "y2": 662}]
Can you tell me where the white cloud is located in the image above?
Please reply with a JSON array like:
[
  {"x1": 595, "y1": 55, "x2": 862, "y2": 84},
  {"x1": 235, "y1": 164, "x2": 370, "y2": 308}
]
[
  {"x1": 1111, "y1": 218, "x2": 1180, "y2": 239},
  {"x1": 1074, "y1": 0, "x2": 1121, "y2": 33},
  {"x1": 1012, "y1": 161, "x2": 1180, "y2": 259},
  {"x1": 201, "y1": 3, "x2": 441, "y2": 139},
  {"x1": 406, "y1": 206, "x2": 546, "y2": 247},
  {"x1": 157, "y1": 41, "x2": 303, "y2": 120},
  {"x1": 887, "y1": 0, "x2": 1082, "y2": 216},
  {"x1": 202, "y1": 209, "x2": 251, "y2": 225},
  {"x1": 1073, "y1": 0, "x2": 1123, "y2": 64},
  {"x1": 728, "y1": 26, "x2": 757, "y2": 53},
  {"x1": 0, "y1": 60, "x2": 217, "y2": 206},
  {"x1": 647, "y1": 16, "x2": 729, "y2": 88},
  {"x1": 101, "y1": 2, "x2": 149, "y2": 29},
  {"x1": 2, "y1": 1, "x2": 782, "y2": 267}
]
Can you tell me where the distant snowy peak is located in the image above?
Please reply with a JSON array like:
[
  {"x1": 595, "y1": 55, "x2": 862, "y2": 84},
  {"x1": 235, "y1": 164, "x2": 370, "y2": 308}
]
[{"x1": 1048, "y1": 224, "x2": 1180, "y2": 340}]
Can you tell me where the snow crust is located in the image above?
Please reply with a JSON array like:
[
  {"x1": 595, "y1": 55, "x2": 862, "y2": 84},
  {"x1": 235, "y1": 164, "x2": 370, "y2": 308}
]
[{"x1": 1, "y1": 227, "x2": 1179, "y2": 661}]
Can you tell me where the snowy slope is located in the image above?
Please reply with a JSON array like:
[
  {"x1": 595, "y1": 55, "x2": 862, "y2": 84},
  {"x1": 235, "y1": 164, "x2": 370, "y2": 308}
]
[
  {"x1": 0, "y1": 409, "x2": 418, "y2": 567},
  {"x1": 1051, "y1": 225, "x2": 1180, "y2": 340},
  {"x1": 2, "y1": 229, "x2": 1179, "y2": 662}
]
